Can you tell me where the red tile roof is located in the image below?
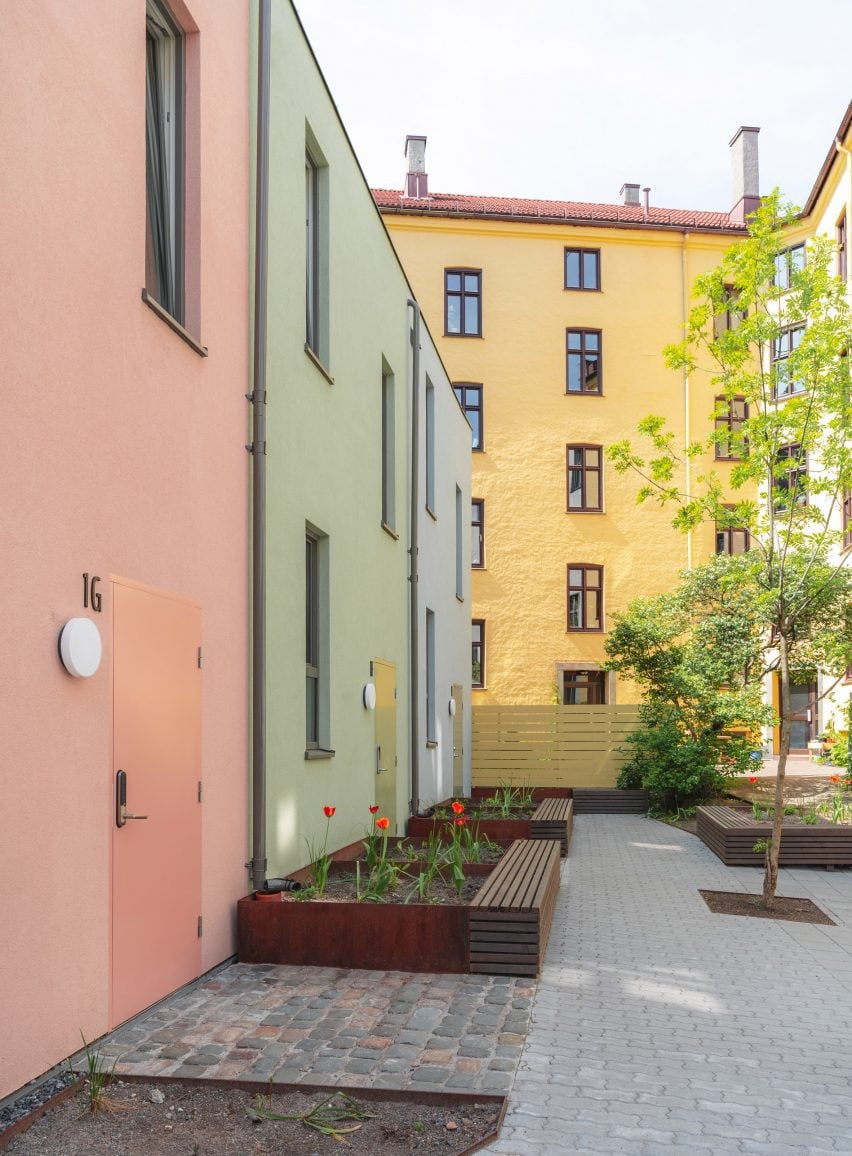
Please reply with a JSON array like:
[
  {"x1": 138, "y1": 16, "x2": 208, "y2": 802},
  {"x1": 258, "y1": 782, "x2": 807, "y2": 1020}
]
[{"x1": 372, "y1": 188, "x2": 745, "y2": 232}]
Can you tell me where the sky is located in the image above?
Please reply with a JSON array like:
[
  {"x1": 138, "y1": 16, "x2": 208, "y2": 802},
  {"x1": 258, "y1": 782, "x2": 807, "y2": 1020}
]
[{"x1": 294, "y1": 0, "x2": 851, "y2": 214}]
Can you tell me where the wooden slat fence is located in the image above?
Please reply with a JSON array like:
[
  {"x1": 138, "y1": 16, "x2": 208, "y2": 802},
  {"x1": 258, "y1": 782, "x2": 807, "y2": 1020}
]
[{"x1": 472, "y1": 704, "x2": 642, "y2": 789}]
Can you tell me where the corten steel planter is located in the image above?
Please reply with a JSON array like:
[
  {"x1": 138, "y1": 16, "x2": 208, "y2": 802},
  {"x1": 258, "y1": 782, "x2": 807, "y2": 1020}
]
[
  {"x1": 237, "y1": 839, "x2": 562, "y2": 977},
  {"x1": 697, "y1": 805, "x2": 852, "y2": 867},
  {"x1": 238, "y1": 891, "x2": 471, "y2": 972},
  {"x1": 470, "y1": 786, "x2": 572, "y2": 801},
  {"x1": 408, "y1": 798, "x2": 573, "y2": 857}
]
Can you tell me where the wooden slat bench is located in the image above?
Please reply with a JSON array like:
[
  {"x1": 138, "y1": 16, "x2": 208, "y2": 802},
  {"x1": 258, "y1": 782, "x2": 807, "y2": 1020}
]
[
  {"x1": 530, "y1": 797, "x2": 573, "y2": 856},
  {"x1": 469, "y1": 838, "x2": 561, "y2": 977},
  {"x1": 572, "y1": 788, "x2": 649, "y2": 814},
  {"x1": 697, "y1": 805, "x2": 852, "y2": 867}
]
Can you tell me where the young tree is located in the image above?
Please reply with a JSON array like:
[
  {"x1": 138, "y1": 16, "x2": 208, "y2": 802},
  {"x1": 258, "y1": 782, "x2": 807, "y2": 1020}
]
[
  {"x1": 609, "y1": 191, "x2": 852, "y2": 905},
  {"x1": 605, "y1": 555, "x2": 772, "y2": 810}
]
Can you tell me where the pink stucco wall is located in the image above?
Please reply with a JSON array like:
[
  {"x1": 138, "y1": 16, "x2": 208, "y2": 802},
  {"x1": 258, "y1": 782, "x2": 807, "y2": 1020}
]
[{"x1": 0, "y1": 1, "x2": 248, "y2": 1097}]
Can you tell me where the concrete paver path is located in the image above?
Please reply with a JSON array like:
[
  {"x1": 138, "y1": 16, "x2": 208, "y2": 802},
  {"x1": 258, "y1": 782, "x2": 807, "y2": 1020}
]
[{"x1": 486, "y1": 816, "x2": 852, "y2": 1155}]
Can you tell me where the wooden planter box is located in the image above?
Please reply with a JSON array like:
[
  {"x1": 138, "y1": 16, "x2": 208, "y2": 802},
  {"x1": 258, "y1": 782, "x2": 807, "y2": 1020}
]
[
  {"x1": 697, "y1": 805, "x2": 852, "y2": 867},
  {"x1": 238, "y1": 839, "x2": 562, "y2": 978},
  {"x1": 408, "y1": 798, "x2": 572, "y2": 856}
]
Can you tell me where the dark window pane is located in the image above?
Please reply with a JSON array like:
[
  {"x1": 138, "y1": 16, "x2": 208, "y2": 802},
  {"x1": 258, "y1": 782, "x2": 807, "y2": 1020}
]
[
  {"x1": 569, "y1": 568, "x2": 583, "y2": 586},
  {"x1": 583, "y1": 353, "x2": 599, "y2": 391},
  {"x1": 464, "y1": 297, "x2": 479, "y2": 334},
  {"x1": 568, "y1": 448, "x2": 583, "y2": 467},
  {"x1": 583, "y1": 251, "x2": 598, "y2": 289},
  {"x1": 447, "y1": 297, "x2": 460, "y2": 333},
  {"x1": 566, "y1": 250, "x2": 580, "y2": 288},
  {"x1": 568, "y1": 469, "x2": 583, "y2": 507},
  {"x1": 567, "y1": 331, "x2": 582, "y2": 350},
  {"x1": 567, "y1": 352, "x2": 581, "y2": 392},
  {"x1": 471, "y1": 526, "x2": 481, "y2": 566},
  {"x1": 464, "y1": 273, "x2": 479, "y2": 292},
  {"x1": 568, "y1": 592, "x2": 582, "y2": 629},
  {"x1": 446, "y1": 273, "x2": 461, "y2": 291}
]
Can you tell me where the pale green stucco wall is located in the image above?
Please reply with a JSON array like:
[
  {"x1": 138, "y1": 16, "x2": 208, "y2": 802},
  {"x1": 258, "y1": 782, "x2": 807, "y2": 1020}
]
[{"x1": 252, "y1": 0, "x2": 414, "y2": 874}]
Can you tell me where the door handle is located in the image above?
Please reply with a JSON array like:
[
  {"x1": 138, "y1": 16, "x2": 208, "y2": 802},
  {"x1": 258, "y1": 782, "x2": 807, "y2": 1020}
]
[
  {"x1": 376, "y1": 745, "x2": 386, "y2": 775},
  {"x1": 116, "y1": 769, "x2": 149, "y2": 828}
]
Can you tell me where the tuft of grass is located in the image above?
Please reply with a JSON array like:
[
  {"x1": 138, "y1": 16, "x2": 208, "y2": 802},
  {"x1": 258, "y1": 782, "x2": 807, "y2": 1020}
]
[
  {"x1": 73, "y1": 1033, "x2": 128, "y2": 1116},
  {"x1": 246, "y1": 1089, "x2": 375, "y2": 1140}
]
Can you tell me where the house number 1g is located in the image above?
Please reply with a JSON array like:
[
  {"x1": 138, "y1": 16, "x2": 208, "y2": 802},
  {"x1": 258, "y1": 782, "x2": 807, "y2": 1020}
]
[{"x1": 82, "y1": 573, "x2": 102, "y2": 612}]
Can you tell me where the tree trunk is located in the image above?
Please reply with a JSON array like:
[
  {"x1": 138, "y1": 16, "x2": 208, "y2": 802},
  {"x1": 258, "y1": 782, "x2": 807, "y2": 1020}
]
[{"x1": 764, "y1": 634, "x2": 791, "y2": 908}]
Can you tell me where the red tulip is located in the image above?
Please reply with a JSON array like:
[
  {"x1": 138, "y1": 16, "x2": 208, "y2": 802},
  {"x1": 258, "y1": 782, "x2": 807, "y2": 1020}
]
[
  {"x1": 323, "y1": 805, "x2": 336, "y2": 818},
  {"x1": 369, "y1": 805, "x2": 379, "y2": 814},
  {"x1": 455, "y1": 817, "x2": 466, "y2": 827},
  {"x1": 376, "y1": 817, "x2": 390, "y2": 830},
  {"x1": 748, "y1": 776, "x2": 757, "y2": 783},
  {"x1": 451, "y1": 801, "x2": 465, "y2": 814},
  {"x1": 830, "y1": 775, "x2": 841, "y2": 784}
]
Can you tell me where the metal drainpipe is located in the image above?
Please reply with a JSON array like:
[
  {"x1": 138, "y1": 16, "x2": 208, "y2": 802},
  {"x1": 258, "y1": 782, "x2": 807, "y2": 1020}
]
[
  {"x1": 407, "y1": 299, "x2": 421, "y2": 818},
  {"x1": 249, "y1": 0, "x2": 271, "y2": 891}
]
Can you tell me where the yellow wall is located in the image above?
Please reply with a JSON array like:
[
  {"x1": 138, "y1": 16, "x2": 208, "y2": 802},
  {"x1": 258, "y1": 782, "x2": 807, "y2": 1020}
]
[{"x1": 384, "y1": 215, "x2": 742, "y2": 704}]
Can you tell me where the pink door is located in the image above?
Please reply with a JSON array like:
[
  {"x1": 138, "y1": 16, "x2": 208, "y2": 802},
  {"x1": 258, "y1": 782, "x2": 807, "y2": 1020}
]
[{"x1": 111, "y1": 577, "x2": 202, "y2": 1027}]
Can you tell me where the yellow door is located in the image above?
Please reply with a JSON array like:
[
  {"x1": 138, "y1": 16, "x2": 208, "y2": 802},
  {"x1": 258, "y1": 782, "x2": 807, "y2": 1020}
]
[
  {"x1": 451, "y1": 683, "x2": 464, "y2": 796},
  {"x1": 373, "y1": 659, "x2": 397, "y2": 833}
]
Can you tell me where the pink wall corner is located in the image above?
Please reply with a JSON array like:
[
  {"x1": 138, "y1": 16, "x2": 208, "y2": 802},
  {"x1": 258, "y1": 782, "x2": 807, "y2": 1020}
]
[{"x1": 0, "y1": 0, "x2": 249, "y2": 1098}]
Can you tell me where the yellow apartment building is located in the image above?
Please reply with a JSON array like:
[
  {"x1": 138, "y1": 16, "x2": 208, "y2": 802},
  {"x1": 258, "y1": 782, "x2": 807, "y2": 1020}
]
[
  {"x1": 375, "y1": 132, "x2": 760, "y2": 706},
  {"x1": 766, "y1": 103, "x2": 852, "y2": 749}
]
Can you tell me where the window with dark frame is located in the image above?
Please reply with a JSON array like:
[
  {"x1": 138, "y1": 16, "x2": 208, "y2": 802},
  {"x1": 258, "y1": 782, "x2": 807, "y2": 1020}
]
[
  {"x1": 381, "y1": 366, "x2": 395, "y2": 531},
  {"x1": 562, "y1": 669, "x2": 606, "y2": 705},
  {"x1": 455, "y1": 487, "x2": 463, "y2": 597},
  {"x1": 145, "y1": 0, "x2": 184, "y2": 323},
  {"x1": 566, "y1": 330, "x2": 602, "y2": 394},
  {"x1": 305, "y1": 534, "x2": 320, "y2": 748},
  {"x1": 715, "y1": 395, "x2": 749, "y2": 460},
  {"x1": 838, "y1": 212, "x2": 847, "y2": 282},
  {"x1": 445, "y1": 268, "x2": 482, "y2": 336},
  {"x1": 471, "y1": 499, "x2": 485, "y2": 568},
  {"x1": 564, "y1": 248, "x2": 600, "y2": 291},
  {"x1": 472, "y1": 619, "x2": 485, "y2": 688},
  {"x1": 843, "y1": 488, "x2": 851, "y2": 552},
  {"x1": 772, "y1": 326, "x2": 805, "y2": 398},
  {"x1": 567, "y1": 565, "x2": 603, "y2": 632},
  {"x1": 425, "y1": 379, "x2": 436, "y2": 514},
  {"x1": 713, "y1": 285, "x2": 747, "y2": 338},
  {"x1": 453, "y1": 383, "x2": 483, "y2": 450},
  {"x1": 773, "y1": 243, "x2": 805, "y2": 290},
  {"x1": 566, "y1": 445, "x2": 603, "y2": 511},
  {"x1": 305, "y1": 151, "x2": 320, "y2": 355},
  {"x1": 426, "y1": 609, "x2": 436, "y2": 743},
  {"x1": 715, "y1": 507, "x2": 750, "y2": 555},
  {"x1": 775, "y1": 443, "x2": 807, "y2": 509}
]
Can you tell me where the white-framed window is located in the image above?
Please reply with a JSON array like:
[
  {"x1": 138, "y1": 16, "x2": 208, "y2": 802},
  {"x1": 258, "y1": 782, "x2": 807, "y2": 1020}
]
[{"x1": 145, "y1": 0, "x2": 184, "y2": 322}]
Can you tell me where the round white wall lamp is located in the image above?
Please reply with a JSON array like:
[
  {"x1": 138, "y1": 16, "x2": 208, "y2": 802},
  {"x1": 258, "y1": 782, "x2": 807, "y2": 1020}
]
[
  {"x1": 59, "y1": 617, "x2": 103, "y2": 678},
  {"x1": 363, "y1": 683, "x2": 377, "y2": 710},
  {"x1": 448, "y1": 697, "x2": 456, "y2": 717}
]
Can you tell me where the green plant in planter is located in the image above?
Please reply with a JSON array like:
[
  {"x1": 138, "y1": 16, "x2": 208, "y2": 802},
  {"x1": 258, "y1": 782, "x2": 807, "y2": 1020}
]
[{"x1": 304, "y1": 805, "x2": 336, "y2": 897}]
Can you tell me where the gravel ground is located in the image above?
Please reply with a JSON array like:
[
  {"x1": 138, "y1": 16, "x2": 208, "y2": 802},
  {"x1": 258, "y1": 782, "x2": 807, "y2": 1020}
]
[{"x1": 3, "y1": 1078, "x2": 500, "y2": 1155}]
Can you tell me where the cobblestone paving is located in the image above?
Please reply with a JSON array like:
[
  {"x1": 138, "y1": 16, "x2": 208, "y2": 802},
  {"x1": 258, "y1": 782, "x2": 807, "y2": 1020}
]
[
  {"x1": 103, "y1": 964, "x2": 534, "y2": 1093},
  {"x1": 485, "y1": 816, "x2": 852, "y2": 1155}
]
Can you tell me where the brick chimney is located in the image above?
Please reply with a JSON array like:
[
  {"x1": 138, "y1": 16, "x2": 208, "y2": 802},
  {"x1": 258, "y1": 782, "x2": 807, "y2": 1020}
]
[
  {"x1": 619, "y1": 183, "x2": 641, "y2": 206},
  {"x1": 729, "y1": 126, "x2": 760, "y2": 224},
  {"x1": 404, "y1": 135, "x2": 428, "y2": 199}
]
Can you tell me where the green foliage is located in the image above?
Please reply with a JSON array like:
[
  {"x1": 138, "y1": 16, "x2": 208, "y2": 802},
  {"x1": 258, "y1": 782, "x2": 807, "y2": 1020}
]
[
  {"x1": 606, "y1": 190, "x2": 852, "y2": 902},
  {"x1": 607, "y1": 555, "x2": 771, "y2": 807}
]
